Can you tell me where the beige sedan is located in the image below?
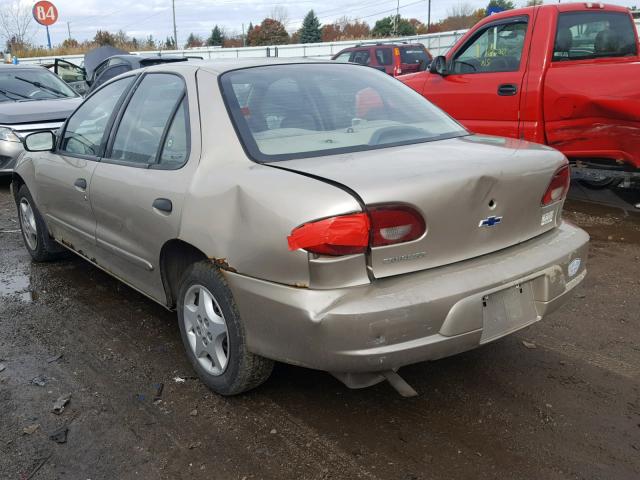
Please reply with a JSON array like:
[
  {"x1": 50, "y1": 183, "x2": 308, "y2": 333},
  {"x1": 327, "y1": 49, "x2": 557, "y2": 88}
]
[{"x1": 12, "y1": 60, "x2": 588, "y2": 396}]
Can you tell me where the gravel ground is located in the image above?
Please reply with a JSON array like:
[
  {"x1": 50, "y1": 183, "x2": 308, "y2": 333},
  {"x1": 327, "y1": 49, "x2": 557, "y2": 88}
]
[{"x1": 1, "y1": 178, "x2": 639, "y2": 480}]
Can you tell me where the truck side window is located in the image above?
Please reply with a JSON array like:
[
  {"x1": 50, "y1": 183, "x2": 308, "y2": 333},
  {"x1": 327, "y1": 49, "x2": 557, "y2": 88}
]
[
  {"x1": 553, "y1": 12, "x2": 638, "y2": 62},
  {"x1": 453, "y1": 21, "x2": 528, "y2": 74}
]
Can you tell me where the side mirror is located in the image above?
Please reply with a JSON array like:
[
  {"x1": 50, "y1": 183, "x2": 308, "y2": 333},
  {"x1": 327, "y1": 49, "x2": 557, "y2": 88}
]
[
  {"x1": 429, "y1": 55, "x2": 449, "y2": 76},
  {"x1": 23, "y1": 131, "x2": 55, "y2": 152}
]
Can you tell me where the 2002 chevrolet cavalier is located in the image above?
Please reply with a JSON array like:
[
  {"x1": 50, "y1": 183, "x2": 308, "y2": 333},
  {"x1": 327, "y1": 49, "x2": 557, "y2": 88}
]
[{"x1": 11, "y1": 59, "x2": 589, "y2": 396}]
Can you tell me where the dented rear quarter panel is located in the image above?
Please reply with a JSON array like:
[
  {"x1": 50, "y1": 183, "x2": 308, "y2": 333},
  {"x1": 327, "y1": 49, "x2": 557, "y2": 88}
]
[{"x1": 176, "y1": 69, "x2": 368, "y2": 288}]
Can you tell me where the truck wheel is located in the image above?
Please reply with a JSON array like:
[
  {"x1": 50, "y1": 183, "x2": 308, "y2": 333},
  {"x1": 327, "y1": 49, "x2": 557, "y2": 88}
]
[
  {"x1": 177, "y1": 261, "x2": 274, "y2": 395},
  {"x1": 16, "y1": 185, "x2": 65, "y2": 262},
  {"x1": 578, "y1": 177, "x2": 622, "y2": 190}
]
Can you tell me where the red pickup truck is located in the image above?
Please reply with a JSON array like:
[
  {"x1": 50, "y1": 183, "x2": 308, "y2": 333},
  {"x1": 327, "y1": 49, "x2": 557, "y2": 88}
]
[{"x1": 401, "y1": 3, "x2": 639, "y2": 187}]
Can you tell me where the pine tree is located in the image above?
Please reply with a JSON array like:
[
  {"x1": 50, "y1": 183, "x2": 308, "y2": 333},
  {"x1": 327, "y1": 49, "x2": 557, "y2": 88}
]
[
  {"x1": 207, "y1": 25, "x2": 224, "y2": 46},
  {"x1": 299, "y1": 10, "x2": 321, "y2": 44}
]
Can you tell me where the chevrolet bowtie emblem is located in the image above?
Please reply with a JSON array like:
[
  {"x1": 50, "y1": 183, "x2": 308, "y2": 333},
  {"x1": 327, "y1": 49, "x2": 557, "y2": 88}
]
[{"x1": 478, "y1": 216, "x2": 503, "y2": 227}]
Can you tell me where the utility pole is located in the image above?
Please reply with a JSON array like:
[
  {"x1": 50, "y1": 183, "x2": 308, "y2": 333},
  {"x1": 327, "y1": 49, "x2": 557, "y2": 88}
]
[
  {"x1": 427, "y1": 0, "x2": 431, "y2": 31},
  {"x1": 172, "y1": 0, "x2": 178, "y2": 49},
  {"x1": 67, "y1": 21, "x2": 71, "y2": 41},
  {"x1": 394, "y1": 0, "x2": 400, "y2": 35},
  {"x1": 242, "y1": 23, "x2": 246, "y2": 46}
]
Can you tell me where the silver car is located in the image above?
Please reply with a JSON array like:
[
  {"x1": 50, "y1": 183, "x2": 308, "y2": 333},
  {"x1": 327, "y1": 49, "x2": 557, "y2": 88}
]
[
  {"x1": 11, "y1": 60, "x2": 589, "y2": 396},
  {"x1": 0, "y1": 64, "x2": 81, "y2": 175}
]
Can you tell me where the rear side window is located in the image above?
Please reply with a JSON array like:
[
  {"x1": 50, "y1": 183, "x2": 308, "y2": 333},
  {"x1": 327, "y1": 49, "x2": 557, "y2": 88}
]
[
  {"x1": 159, "y1": 99, "x2": 189, "y2": 167},
  {"x1": 375, "y1": 48, "x2": 393, "y2": 65},
  {"x1": 399, "y1": 46, "x2": 431, "y2": 65},
  {"x1": 553, "y1": 11, "x2": 638, "y2": 61},
  {"x1": 109, "y1": 73, "x2": 187, "y2": 166},
  {"x1": 60, "y1": 76, "x2": 134, "y2": 156},
  {"x1": 351, "y1": 50, "x2": 370, "y2": 65}
]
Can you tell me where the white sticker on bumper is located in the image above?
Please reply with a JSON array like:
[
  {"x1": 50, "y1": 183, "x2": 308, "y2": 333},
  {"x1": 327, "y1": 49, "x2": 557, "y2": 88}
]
[{"x1": 541, "y1": 211, "x2": 554, "y2": 226}]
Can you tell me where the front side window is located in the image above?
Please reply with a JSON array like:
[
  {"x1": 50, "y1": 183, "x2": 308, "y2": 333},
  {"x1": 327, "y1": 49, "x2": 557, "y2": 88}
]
[
  {"x1": 109, "y1": 73, "x2": 186, "y2": 165},
  {"x1": 334, "y1": 52, "x2": 352, "y2": 63},
  {"x1": 220, "y1": 64, "x2": 467, "y2": 162},
  {"x1": 553, "y1": 11, "x2": 637, "y2": 61},
  {"x1": 453, "y1": 20, "x2": 528, "y2": 73},
  {"x1": 60, "y1": 76, "x2": 134, "y2": 156}
]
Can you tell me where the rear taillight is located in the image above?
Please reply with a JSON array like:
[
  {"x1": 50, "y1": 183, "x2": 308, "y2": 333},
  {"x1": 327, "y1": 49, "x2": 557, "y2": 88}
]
[
  {"x1": 369, "y1": 205, "x2": 425, "y2": 247},
  {"x1": 287, "y1": 206, "x2": 426, "y2": 256},
  {"x1": 541, "y1": 165, "x2": 570, "y2": 206},
  {"x1": 287, "y1": 213, "x2": 370, "y2": 256},
  {"x1": 393, "y1": 48, "x2": 402, "y2": 76}
]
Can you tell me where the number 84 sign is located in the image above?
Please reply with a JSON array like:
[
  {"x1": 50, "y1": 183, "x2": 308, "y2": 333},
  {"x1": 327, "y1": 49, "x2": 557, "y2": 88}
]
[{"x1": 32, "y1": 1, "x2": 58, "y2": 26}]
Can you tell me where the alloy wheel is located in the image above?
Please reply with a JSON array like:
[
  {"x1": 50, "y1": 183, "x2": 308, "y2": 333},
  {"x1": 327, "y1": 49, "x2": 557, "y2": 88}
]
[
  {"x1": 183, "y1": 284, "x2": 229, "y2": 376},
  {"x1": 19, "y1": 198, "x2": 38, "y2": 251}
]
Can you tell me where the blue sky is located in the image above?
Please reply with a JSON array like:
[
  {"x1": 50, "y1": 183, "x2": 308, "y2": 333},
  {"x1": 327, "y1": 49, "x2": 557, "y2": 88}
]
[{"x1": 22, "y1": 0, "x2": 637, "y2": 47}]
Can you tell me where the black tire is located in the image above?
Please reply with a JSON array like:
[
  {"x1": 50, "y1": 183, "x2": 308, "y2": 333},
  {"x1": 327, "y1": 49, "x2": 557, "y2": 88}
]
[
  {"x1": 177, "y1": 261, "x2": 273, "y2": 395},
  {"x1": 15, "y1": 184, "x2": 66, "y2": 262},
  {"x1": 578, "y1": 178, "x2": 622, "y2": 190}
]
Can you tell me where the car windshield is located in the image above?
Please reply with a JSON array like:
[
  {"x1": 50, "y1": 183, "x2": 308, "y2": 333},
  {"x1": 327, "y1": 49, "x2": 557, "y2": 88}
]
[
  {"x1": 400, "y1": 46, "x2": 431, "y2": 64},
  {"x1": 0, "y1": 68, "x2": 77, "y2": 102},
  {"x1": 220, "y1": 64, "x2": 467, "y2": 162}
]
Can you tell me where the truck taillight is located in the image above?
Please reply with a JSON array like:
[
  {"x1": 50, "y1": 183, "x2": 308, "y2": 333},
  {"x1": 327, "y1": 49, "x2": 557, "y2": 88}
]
[
  {"x1": 287, "y1": 206, "x2": 426, "y2": 256},
  {"x1": 541, "y1": 165, "x2": 570, "y2": 206},
  {"x1": 369, "y1": 205, "x2": 425, "y2": 247}
]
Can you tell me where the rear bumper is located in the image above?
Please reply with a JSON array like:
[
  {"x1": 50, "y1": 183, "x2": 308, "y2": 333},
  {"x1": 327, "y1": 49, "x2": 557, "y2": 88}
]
[{"x1": 225, "y1": 222, "x2": 589, "y2": 374}]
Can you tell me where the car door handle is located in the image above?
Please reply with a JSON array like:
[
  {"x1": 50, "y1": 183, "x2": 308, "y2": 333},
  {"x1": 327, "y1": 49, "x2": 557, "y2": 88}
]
[
  {"x1": 152, "y1": 198, "x2": 172, "y2": 214},
  {"x1": 74, "y1": 178, "x2": 87, "y2": 191},
  {"x1": 497, "y1": 84, "x2": 518, "y2": 96}
]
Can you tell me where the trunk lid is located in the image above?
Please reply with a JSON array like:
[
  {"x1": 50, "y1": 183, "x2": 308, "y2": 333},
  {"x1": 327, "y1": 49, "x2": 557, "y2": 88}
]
[{"x1": 278, "y1": 135, "x2": 567, "y2": 279}]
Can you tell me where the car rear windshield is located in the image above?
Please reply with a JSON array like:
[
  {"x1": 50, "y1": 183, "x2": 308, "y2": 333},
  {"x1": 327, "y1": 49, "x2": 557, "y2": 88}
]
[
  {"x1": 0, "y1": 68, "x2": 77, "y2": 102},
  {"x1": 220, "y1": 64, "x2": 466, "y2": 162},
  {"x1": 399, "y1": 46, "x2": 431, "y2": 64}
]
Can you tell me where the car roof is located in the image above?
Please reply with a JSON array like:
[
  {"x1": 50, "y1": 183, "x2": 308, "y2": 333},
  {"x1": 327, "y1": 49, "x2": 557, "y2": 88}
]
[{"x1": 143, "y1": 57, "x2": 331, "y2": 75}]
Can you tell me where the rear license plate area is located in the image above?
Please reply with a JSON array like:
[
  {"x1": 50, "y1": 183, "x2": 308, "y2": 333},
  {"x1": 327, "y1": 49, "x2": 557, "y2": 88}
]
[{"x1": 480, "y1": 282, "x2": 539, "y2": 344}]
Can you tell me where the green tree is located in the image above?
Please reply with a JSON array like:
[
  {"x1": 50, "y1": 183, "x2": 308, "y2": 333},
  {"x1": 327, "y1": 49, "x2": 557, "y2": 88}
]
[
  {"x1": 207, "y1": 25, "x2": 224, "y2": 46},
  {"x1": 164, "y1": 36, "x2": 176, "y2": 49},
  {"x1": 372, "y1": 15, "x2": 416, "y2": 37},
  {"x1": 299, "y1": 10, "x2": 321, "y2": 43},
  {"x1": 486, "y1": 0, "x2": 516, "y2": 12}
]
